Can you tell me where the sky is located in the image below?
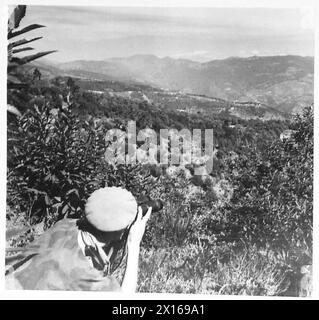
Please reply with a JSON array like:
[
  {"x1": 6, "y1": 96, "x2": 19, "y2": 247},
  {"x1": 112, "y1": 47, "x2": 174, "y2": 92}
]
[{"x1": 18, "y1": 6, "x2": 314, "y2": 63}]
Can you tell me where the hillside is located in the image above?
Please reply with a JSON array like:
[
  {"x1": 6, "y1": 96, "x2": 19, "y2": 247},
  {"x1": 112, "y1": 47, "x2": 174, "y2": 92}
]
[
  {"x1": 25, "y1": 70, "x2": 288, "y2": 121},
  {"x1": 57, "y1": 55, "x2": 314, "y2": 114},
  {"x1": 71, "y1": 78, "x2": 289, "y2": 121}
]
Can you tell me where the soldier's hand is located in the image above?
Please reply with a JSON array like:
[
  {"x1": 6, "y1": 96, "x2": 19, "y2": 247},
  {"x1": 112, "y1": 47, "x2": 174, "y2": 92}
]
[{"x1": 127, "y1": 206, "x2": 152, "y2": 247}]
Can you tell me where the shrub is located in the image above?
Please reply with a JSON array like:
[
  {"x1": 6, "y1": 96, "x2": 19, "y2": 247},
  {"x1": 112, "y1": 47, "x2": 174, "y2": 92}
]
[
  {"x1": 7, "y1": 100, "x2": 160, "y2": 229},
  {"x1": 144, "y1": 166, "x2": 220, "y2": 249},
  {"x1": 8, "y1": 103, "x2": 107, "y2": 226},
  {"x1": 221, "y1": 106, "x2": 313, "y2": 268}
]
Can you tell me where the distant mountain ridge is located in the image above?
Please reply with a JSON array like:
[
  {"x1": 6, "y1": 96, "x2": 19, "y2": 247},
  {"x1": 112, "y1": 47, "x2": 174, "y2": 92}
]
[
  {"x1": 57, "y1": 54, "x2": 314, "y2": 114},
  {"x1": 26, "y1": 60, "x2": 289, "y2": 121}
]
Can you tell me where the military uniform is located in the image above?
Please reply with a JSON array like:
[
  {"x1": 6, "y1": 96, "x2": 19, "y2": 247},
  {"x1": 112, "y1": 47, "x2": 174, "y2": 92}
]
[{"x1": 6, "y1": 219, "x2": 121, "y2": 291}]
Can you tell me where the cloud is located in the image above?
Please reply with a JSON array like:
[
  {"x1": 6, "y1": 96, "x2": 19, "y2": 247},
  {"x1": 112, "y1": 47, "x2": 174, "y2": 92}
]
[{"x1": 22, "y1": 6, "x2": 314, "y2": 62}]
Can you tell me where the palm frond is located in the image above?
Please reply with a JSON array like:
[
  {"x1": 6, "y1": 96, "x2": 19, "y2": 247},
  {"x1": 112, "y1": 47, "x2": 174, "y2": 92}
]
[
  {"x1": 12, "y1": 47, "x2": 34, "y2": 54},
  {"x1": 10, "y1": 36, "x2": 43, "y2": 48},
  {"x1": 8, "y1": 24, "x2": 46, "y2": 40}
]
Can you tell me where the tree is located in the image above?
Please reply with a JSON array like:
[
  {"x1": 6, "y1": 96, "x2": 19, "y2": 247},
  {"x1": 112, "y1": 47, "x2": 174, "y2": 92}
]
[
  {"x1": 7, "y1": 5, "x2": 56, "y2": 115},
  {"x1": 32, "y1": 68, "x2": 41, "y2": 81}
]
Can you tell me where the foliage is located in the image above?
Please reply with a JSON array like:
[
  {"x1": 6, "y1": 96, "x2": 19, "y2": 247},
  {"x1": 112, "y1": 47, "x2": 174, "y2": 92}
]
[
  {"x1": 7, "y1": 100, "x2": 158, "y2": 228},
  {"x1": 6, "y1": 74, "x2": 312, "y2": 296},
  {"x1": 220, "y1": 106, "x2": 313, "y2": 268},
  {"x1": 7, "y1": 5, "x2": 56, "y2": 117},
  {"x1": 8, "y1": 103, "x2": 106, "y2": 226}
]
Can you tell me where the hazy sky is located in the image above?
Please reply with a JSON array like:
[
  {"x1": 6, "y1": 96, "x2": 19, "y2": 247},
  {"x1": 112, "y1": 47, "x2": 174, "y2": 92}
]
[{"x1": 20, "y1": 6, "x2": 314, "y2": 62}]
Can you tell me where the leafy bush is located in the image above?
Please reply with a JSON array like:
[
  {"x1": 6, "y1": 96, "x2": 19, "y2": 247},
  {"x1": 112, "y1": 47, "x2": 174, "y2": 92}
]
[
  {"x1": 8, "y1": 103, "x2": 106, "y2": 226},
  {"x1": 221, "y1": 106, "x2": 313, "y2": 268},
  {"x1": 7, "y1": 100, "x2": 160, "y2": 229}
]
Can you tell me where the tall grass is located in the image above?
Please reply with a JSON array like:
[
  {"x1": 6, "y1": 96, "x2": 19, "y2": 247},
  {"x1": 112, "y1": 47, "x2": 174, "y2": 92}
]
[{"x1": 138, "y1": 244, "x2": 290, "y2": 296}]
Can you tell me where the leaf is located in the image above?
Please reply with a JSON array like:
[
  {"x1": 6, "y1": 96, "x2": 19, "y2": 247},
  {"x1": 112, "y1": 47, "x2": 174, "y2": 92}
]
[
  {"x1": 44, "y1": 195, "x2": 51, "y2": 206},
  {"x1": 88, "y1": 180, "x2": 100, "y2": 186},
  {"x1": 8, "y1": 24, "x2": 46, "y2": 39},
  {"x1": 10, "y1": 36, "x2": 43, "y2": 48},
  {"x1": 62, "y1": 204, "x2": 69, "y2": 216},
  {"x1": 7, "y1": 104, "x2": 22, "y2": 117},
  {"x1": 12, "y1": 47, "x2": 34, "y2": 54},
  {"x1": 18, "y1": 50, "x2": 57, "y2": 65},
  {"x1": 8, "y1": 5, "x2": 26, "y2": 32},
  {"x1": 66, "y1": 188, "x2": 80, "y2": 197},
  {"x1": 44, "y1": 174, "x2": 51, "y2": 182},
  {"x1": 25, "y1": 187, "x2": 46, "y2": 195}
]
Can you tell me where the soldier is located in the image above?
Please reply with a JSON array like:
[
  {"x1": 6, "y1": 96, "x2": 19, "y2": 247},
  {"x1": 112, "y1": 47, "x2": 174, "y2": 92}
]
[{"x1": 6, "y1": 187, "x2": 151, "y2": 292}]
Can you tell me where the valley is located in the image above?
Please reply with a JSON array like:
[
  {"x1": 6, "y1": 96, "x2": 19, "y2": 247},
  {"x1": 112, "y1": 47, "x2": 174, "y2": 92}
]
[{"x1": 31, "y1": 54, "x2": 313, "y2": 119}]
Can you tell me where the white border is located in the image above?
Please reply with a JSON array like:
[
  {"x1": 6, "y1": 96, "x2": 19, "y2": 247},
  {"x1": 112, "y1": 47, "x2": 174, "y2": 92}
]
[{"x1": 0, "y1": 0, "x2": 318, "y2": 300}]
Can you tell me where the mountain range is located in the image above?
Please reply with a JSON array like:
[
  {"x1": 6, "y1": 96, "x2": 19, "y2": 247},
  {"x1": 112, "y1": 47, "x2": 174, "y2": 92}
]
[
  {"x1": 30, "y1": 55, "x2": 314, "y2": 119},
  {"x1": 54, "y1": 55, "x2": 313, "y2": 114}
]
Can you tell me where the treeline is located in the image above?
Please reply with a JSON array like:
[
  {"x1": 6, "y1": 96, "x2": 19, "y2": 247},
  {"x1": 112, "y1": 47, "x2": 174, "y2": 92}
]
[{"x1": 9, "y1": 76, "x2": 289, "y2": 154}]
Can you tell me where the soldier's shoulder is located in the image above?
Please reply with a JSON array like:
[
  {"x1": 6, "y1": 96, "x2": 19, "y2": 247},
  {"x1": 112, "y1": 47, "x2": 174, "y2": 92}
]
[
  {"x1": 34, "y1": 218, "x2": 79, "y2": 250},
  {"x1": 47, "y1": 218, "x2": 78, "y2": 235},
  {"x1": 53, "y1": 218, "x2": 78, "y2": 229}
]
